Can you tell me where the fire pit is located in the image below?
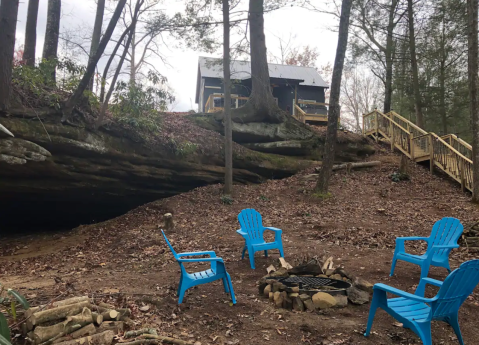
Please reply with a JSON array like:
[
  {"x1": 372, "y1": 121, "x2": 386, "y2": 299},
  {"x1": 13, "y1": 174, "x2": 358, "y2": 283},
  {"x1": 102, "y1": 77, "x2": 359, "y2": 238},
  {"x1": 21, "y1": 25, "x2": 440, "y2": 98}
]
[
  {"x1": 278, "y1": 276, "x2": 351, "y2": 296},
  {"x1": 259, "y1": 258, "x2": 372, "y2": 312}
]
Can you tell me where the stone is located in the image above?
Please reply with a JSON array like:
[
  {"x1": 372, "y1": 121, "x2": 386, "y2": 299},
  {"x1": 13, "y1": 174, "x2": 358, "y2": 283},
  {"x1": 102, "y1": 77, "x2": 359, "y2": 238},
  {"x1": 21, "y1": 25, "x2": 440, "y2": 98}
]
[
  {"x1": 317, "y1": 274, "x2": 328, "y2": 278},
  {"x1": 288, "y1": 261, "x2": 322, "y2": 276},
  {"x1": 269, "y1": 292, "x2": 274, "y2": 302},
  {"x1": 292, "y1": 296, "x2": 305, "y2": 312},
  {"x1": 330, "y1": 274, "x2": 343, "y2": 281},
  {"x1": 303, "y1": 298, "x2": 316, "y2": 311},
  {"x1": 354, "y1": 277, "x2": 374, "y2": 294},
  {"x1": 258, "y1": 279, "x2": 269, "y2": 295},
  {"x1": 282, "y1": 295, "x2": 293, "y2": 310},
  {"x1": 291, "y1": 286, "x2": 300, "y2": 293},
  {"x1": 312, "y1": 292, "x2": 337, "y2": 309},
  {"x1": 272, "y1": 282, "x2": 286, "y2": 292},
  {"x1": 299, "y1": 294, "x2": 311, "y2": 301},
  {"x1": 263, "y1": 284, "x2": 272, "y2": 297},
  {"x1": 347, "y1": 286, "x2": 370, "y2": 305},
  {"x1": 288, "y1": 292, "x2": 299, "y2": 298},
  {"x1": 273, "y1": 292, "x2": 282, "y2": 307},
  {"x1": 334, "y1": 268, "x2": 355, "y2": 280},
  {"x1": 325, "y1": 269, "x2": 335, "y2": 276},
  {"x1": 269, "y1": 267, "x2": 289, "y2": 277},
  {"x1": 333, "y1": 295, "x2": 348, "y2": 308}
]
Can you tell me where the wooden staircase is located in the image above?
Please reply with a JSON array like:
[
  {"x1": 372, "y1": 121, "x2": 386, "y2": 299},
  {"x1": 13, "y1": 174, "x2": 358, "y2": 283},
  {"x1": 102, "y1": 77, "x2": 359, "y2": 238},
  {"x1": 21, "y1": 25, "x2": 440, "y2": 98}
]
[{"x1": 363, "y1": 110, "x2": 473, "y2": 192}]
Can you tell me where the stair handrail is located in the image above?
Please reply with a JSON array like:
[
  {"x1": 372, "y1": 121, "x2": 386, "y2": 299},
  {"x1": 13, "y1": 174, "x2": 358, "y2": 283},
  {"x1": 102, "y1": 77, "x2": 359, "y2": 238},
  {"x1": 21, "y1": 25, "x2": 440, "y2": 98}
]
[
  {"x1": 430, "y1": 132, "x2": 473, "y2": 164},
  {"x1": 387, "y1": 111, "x2": 428, "y2": 136}
]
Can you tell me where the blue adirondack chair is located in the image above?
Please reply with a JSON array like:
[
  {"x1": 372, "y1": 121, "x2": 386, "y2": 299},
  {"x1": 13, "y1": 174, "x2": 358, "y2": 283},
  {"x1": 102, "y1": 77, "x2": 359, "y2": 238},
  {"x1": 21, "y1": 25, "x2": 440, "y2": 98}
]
[
  {"x1": 161, "y1": 230, "x2": 236, "y2": 305},
  {"x1": 236, "y1": 209, "x2": 284, "y2": 269},
  {"x1": 365, "y1": 259, "x2": 479, "y2": 345},
  {"x1": 390, "y1": 217, "x2": 463, "y2": 279}
]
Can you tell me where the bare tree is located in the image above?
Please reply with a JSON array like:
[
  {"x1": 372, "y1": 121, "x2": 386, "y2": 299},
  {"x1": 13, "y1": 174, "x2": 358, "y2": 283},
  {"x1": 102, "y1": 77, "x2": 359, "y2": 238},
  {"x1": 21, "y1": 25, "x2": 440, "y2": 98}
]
[
  {"x1": 88, "y1": 0, "x2": 106, "y2": 90},
  {"x1": 407, "y1": 0, "x2": 424, "y2": 128},
  {"x1": 468, "y1": 0, "x2": 479, "y2": 201},
  {"x1": 316, "y1": 0, "x2": 353, "y2": 194},
  {"x1": 0, "y1": 0, "x2": 20, "y2": 111},
  {"x1": 23, "y1": 0, "x2": 40, "y2": 66},
  {"x1": 43, "y1": 0, "x2": 61, "y2": 78},
  {"x1": 62, "y1": 0, "x2": 127, "y2": 122},
  {"x1": 223, "y1": 0, "x2": 233, "y2": 195}
]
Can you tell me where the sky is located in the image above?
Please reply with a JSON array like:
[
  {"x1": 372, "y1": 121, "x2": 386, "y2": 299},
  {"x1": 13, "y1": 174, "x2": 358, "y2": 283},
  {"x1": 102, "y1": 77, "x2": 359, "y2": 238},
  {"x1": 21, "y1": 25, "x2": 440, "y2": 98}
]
[{"x1": 15, "y1": 0, "x2": 340, "y2": 112}]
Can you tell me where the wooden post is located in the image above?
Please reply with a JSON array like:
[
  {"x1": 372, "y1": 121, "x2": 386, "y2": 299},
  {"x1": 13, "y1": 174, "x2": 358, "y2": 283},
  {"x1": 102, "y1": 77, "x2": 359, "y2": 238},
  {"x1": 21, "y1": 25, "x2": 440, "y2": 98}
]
[
  {"x1": 390, "y1": 120, "x2": 394, "y2": 150},
  {"x1": 375, "y1": 111, "x2": 379, "y2": 142},
  {"x1": 429, "y1": 135, "x2": 434, "y2": 173},
  {"x1": 410, "y1": 133, "x2": 415, "y2": 160},
  {"x1": 460, "y1": 159, "x2": 465, "y2": 192},
  {"x1": 294, "y1": 84, "x2": 298, "y2": 112}
]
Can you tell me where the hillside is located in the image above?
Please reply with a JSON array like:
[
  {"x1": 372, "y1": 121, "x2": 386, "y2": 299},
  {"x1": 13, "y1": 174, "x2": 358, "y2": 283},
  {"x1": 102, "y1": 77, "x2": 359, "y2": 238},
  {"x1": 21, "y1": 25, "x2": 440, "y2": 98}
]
[{"x1": 1, "y1": 148, "x2": 479, "y2": 344}]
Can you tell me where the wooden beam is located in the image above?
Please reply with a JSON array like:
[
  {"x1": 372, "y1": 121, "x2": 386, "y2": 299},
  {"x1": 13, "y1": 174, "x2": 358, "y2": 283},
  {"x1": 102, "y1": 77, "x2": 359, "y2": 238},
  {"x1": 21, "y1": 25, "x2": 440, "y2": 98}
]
[{"x1": 429, "y1": 135, "x2": 434, "y2": 173}]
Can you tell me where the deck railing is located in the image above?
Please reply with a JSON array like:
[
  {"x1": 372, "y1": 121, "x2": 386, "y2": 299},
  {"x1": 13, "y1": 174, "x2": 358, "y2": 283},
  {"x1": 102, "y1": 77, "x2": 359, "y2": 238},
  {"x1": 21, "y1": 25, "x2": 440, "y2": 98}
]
[
  {"x1": 205, "y1": 93, "x2": 249, "y2": 113},
  {"x1": 363, "y1": 110, "x2": 473, "y2": 192}
]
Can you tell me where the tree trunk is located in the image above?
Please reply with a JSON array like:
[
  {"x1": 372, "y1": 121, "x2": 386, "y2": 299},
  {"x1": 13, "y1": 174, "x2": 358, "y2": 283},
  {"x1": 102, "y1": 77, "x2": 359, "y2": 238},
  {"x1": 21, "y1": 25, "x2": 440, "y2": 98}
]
[
  {"x1": 42, "y1": 0, "x2": 61, "y2": 82},
  {"x1": 229, "y1": 0, "x2": 284, "y2": 124},
  {"x1": 23, "y1": 0, "x2": 40, "y2": 67},
  {"x1": 33, "y1": 308, "x2": 93, "y2": 343},
  {"x1": 439, "y1": 15, "x2": 447, "y2": 135},
  {"x1": 223, "y1": 0, "x2": 233, "y2": 196},
  {"x1": 28, "y1": 301, "x2": 91, "y2": 329},
  {"x1": 468, "y1": 0, "x2": 479, "y2": 202},
  {"x1": 315, "y1": 0, "x2": 353, "y2": 193},
  {"x1": 88, "y1": 0, "x2": 105, "y2": 91},
  {"x1": 98, "y1": 1, "x2": 141, "y2": 127},
  {"x1": 407, "y1": 0, "x2": 424, "y2": 128},
  {"x1": 130, "y1": 29, "x2": 136, "y2": 86},
  {"x1": 99, "y1": 25, "x2": 132, "y2": 102},
  {"x1": 383, "y1": 0, "x2": 397, "y2": 114},
  {"x1": 62, "y1": 0, "x2": 127, "y2": 123},
  {"x1": 0, "y1": 0, "x2": 19, "y2": 111},
  {"x1": 54, "y1": 331, "x2": 114, "y2": 345}
]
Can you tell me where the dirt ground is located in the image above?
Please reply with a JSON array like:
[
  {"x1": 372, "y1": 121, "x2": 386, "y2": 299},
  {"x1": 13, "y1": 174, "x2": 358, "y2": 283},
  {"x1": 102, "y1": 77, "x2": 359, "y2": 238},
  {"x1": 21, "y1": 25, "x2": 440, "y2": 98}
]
[{"x1": 2, "y1": 148, "x2": 479, "y2": 345}]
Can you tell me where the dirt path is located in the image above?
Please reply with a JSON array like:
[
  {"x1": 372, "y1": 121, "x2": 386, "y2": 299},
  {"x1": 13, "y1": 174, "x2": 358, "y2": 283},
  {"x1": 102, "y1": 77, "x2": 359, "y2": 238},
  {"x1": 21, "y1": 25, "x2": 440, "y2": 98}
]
[{"x1": 2, "y1": 151, "x2": 479, "y2": 345}]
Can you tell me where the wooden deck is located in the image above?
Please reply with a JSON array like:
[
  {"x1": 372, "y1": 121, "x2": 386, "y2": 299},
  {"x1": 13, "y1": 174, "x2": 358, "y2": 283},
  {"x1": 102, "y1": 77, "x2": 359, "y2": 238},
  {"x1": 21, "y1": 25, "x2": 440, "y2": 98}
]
[{"x1": 363, "y1": 110, "x2": 473, "y2": 192}]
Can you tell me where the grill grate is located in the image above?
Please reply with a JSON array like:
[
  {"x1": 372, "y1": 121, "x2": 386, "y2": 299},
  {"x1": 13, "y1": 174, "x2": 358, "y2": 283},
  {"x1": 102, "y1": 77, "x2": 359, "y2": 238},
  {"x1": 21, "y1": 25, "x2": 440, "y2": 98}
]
[{"x1": 281, "y1": 276, "x2": 334, "y2": 287}]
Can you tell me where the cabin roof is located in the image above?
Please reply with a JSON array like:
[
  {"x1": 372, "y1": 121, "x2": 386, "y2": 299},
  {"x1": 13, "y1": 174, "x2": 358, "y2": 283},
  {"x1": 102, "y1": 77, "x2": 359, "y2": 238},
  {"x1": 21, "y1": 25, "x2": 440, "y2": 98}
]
[{"x1": 195, "y1": 56, "x2": 329, "y2": 103}]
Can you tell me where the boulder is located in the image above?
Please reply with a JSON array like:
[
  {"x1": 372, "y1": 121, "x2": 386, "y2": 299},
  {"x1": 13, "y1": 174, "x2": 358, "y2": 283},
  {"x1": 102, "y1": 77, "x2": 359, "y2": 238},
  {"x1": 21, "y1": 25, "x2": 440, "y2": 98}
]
[
  {"x1": 354, "y1": 277, "x2": 374, "y2": 294},
  {"x1": 282, "y1": 295, "x2": 293, "y2": 310},
  {"x1": 347, "y1": 286, "x2": 370, "y2": 305},
  {"x1": 292, "y1": 296, "x2": 305, "y2": 312},
  {"x1": 333, "y1": 295, "x2": 348, "y2": 308},
  {"x1": 288, "y1": 261, "x2": 323, "y2": 276},
  {"x1": 330, "y1": 274, "x2": 343, "y2": 281},
  {"x1": 312, "y1": 292, "x2": 337, "y2": 310},
  {"x1": 263, "y1": 284, "x2": 271, "y2": 297},
  {"x1": 272, "y1": 282, "x2": 286, "y2": 293},
  {"x1": 269, "y1": 267, "x2": 289, "y2": 277},
  {"x1": 273, "y1": 292, "x2": 282, "y2": 307}
]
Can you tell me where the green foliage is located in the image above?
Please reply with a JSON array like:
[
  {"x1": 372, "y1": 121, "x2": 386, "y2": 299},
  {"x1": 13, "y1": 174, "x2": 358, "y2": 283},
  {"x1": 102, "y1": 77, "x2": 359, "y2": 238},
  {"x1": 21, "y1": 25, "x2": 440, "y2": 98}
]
[
  {"x1": 110, "y1": 71, "x2": 174, "y2": 131},
  {"x1": 391, "y1": 171, "x2": 409, "y2": 182},
  {"x1": 0, "y1": 314, "x2": 10, "y2": 344},
  {"x1": 0, "y1": 285, "x2": 29, "y2": 343},
  {"x1": 259, "y1": 195, "x2": 269, "y2": 201},
  {"x1": 168, "y1": 139, "x2": 198, "y2": 157},
  {"x1": 312, "y1": 192, "x2": 332, "y2": 199},
  {"x1": 12, "y1": 58, "x2": 92, "y2": 109},
  {"x1": 221, "y1": 194, "x2": 234, "y2": 205}
]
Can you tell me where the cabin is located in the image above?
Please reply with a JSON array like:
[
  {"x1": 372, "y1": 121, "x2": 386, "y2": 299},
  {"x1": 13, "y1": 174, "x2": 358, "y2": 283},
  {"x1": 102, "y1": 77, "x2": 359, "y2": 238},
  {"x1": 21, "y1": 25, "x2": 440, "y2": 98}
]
[{"x1": 195, "y1": 57, "x2": 330, "y2": 124}]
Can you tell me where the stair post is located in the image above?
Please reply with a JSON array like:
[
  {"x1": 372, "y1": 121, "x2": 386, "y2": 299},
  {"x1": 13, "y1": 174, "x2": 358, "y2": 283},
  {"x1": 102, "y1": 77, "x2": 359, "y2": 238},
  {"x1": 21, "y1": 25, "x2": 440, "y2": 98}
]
[
  {"x1": 429, "y1": 135, "x2": 434, "y2": 174},
  {"x1": 390, "y1": 119, "x2": 394, "y2": 151},
  {"x1": 375, "y1": 111, "x2": 379, "y2": 142},
  {"x1": 460, "y1": 159, "x2": 465, "y2": 192},
  {"x1": 410, "y1": 133, "x2": 415, "y2": 160}
]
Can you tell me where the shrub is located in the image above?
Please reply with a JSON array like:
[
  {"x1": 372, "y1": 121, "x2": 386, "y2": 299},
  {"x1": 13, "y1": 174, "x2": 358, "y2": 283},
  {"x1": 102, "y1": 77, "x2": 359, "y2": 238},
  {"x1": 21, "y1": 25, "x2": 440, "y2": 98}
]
[{"x1": 0, "y1": 286, "x2": 30, "y2": 344}]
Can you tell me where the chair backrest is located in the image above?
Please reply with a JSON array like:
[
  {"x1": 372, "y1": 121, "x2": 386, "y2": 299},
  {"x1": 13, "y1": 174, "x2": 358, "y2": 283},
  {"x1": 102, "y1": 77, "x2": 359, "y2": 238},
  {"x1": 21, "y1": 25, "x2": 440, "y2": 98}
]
[
  {"x1": 238, "y1": 209, "x2": 264, "y2": 243},
  {"x1": 161, "y1": 230, "x2": 179, "y2": 260},
  {"x1": 431, "y1": 260, "x2": 479, "y2": 319},
  {"x1": 428, "y1": 217, "x2": 463, "y2": 259}
]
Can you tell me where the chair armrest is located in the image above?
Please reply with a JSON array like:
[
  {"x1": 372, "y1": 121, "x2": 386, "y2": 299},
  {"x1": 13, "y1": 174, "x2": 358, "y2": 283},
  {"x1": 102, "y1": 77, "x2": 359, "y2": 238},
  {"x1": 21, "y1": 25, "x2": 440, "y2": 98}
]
[
  {"x1": 177, "y1": 251, "x2": 217, "y2": 258},
  {"x1": 414, "y1": 277, "x2": 444, "y2": 296},
  {"x1": 177, "y1": 257, "x2": 224, "y2": 263},
  {"x1": 264, "y1": 227, "x2": 282, "y2": 232},
  {"x1": 431, "y1": 244, "x2": 460, "y2": 250},
  {"x1": 374, "y1": 283, "x2": 435, "y2": 303},
  {"x1": 236, "y1": 229, "x2": 248, "y2": 237},
  {"x1": 396, "y1": 236, "x2": 429, "y2": 243}
]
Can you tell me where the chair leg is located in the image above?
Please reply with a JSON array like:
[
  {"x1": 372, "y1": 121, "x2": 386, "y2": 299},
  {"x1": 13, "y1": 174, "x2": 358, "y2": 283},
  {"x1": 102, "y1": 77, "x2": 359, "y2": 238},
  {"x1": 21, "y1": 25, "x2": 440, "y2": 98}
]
[
  {"x1": 264, "y1": 250, "x2": 268, "y2": 257},
  {"x1": 241, "y1": 246, "x2": 247, "y2": 260},
  {"x1": 222, "y1": 278, "x2": 230, "y2": 293},
  {"x1": 390, "y1": 257, "x2": 398, "y2": 277},
  {"x1": 226, "y1": 273, "x2": 236, "y2": 304},
  {"x1": 447, "y1": 314, "x2": 465, "y2": 345},
  {"x1": 279, "y1": 245, "x2": 284, "y2": 258},
  {"x1": 178, "y1": 286, "x2": 187, "y2": 304},
  {"x1": 177, "y1": 277, "x2": 183, "y2": 297},
  {"x1": 415, "y1": 322, "x2": 432, "y2": 345},
  {"x1": 364, "y1": 295, "x2": 379, "y2": 337},
  {"x1": 249, "y1": 248, "x2": 256, "y2": 269},
  {"x1": 420, "y1": 262, "x2": 430, "y2": 279}
]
